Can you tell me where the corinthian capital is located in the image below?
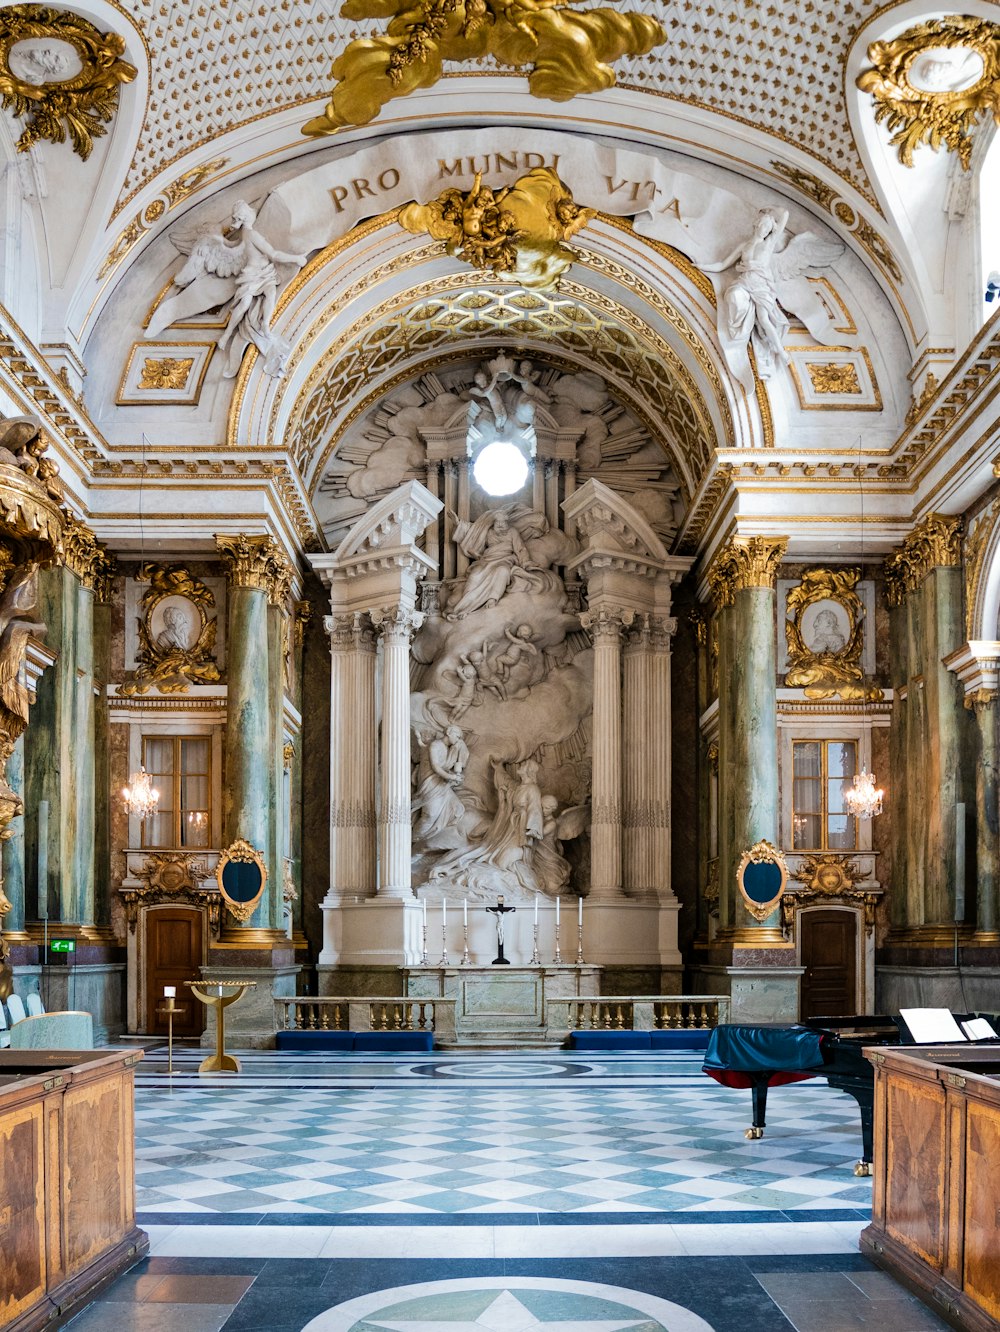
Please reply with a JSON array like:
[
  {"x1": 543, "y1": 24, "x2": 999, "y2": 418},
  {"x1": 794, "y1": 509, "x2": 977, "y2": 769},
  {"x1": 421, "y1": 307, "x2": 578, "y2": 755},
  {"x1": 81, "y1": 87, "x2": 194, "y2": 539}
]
[
  {"x1": 371, "y1": 604, "x2": 424, "y2": 645},
  {"x1": 216, "y1": 532, "x2": 291, "y2": 598},
  {"x1": 63, "y1": 517, "x2": 115, "y2": 597},
  {"x1": 886, "y1": 513, "x2": 963, "y2": 601},
  {"x1": 708, "y1": 535, "x2": 787, "y2": 606},
  {"x1": 581, "y1": 606, "x2": 635, "y2": 642}
]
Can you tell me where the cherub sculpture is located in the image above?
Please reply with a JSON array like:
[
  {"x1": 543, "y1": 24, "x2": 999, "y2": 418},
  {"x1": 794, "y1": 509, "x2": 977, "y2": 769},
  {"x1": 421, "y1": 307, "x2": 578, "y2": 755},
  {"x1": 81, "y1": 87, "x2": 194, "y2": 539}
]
[
  {"x1": 146, "y1": 200, "x2": 308, "y2": 378},
  {"x1": 700, "y1": 207, "x2": 844, "y2": 389}
]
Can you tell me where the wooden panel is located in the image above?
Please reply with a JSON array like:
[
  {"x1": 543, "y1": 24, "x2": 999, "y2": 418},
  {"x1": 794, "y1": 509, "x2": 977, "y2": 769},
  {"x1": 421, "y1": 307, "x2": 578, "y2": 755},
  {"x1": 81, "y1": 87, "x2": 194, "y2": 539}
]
[
  {"x1": 63, "y1": 1077, "x2": 127, "y2": 1276},
  {"x1": 886, "y1": 1073, "x2": 946, "y2": 1268},
  {"x1": 0, "y1": 1103, "x2": 46, "y2": 1325},
  {"x1": 146, "y1": 907, "x2": 204, "y2": 1036},
  {"x1": 800, "y1": 910, "x2": 857, "y2": 1019},
  {"x1": 964, "y1": 1101, "x2": 1000, "y2": 1320}
]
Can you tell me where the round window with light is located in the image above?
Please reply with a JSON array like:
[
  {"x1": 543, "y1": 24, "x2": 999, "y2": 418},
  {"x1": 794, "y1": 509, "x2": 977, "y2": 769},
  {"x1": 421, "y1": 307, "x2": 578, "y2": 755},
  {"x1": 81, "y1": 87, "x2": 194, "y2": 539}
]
[{"x1": 472, "y1": 439, "x2": 530, "y2": 496}]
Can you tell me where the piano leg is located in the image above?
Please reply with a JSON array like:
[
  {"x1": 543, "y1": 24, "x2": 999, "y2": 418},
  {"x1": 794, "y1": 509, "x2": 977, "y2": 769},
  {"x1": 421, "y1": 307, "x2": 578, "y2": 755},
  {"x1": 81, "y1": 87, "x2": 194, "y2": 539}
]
[
  {"x1": 746, "y1": 1076, "x2": 769, "y2": 1139},
  {"x1": 825, "y1": 1074, "x2": 874, "y2": 1175}
]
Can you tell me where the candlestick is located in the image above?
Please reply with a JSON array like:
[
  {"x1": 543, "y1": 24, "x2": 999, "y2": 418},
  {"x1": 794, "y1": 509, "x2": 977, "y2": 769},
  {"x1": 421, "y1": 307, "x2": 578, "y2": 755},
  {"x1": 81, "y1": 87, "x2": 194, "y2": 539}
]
[
  {"x1": 438, "y1": 895, "x2": 450, "y2": 965},
  {"x1": 461, "y1": 900, "x2": 471, "y2": 965},
  {"x1": 553, "y1": 896, "x2": 562, "y2": 965},
  {"x1": 420, "y1": 898, "x2": 429, "y2": 965},
  {"x1": 576, "y1": 895, "x2": 585, "y2": 965},
  {"x1": 534, "y1": 894, "x2": 538, "y2": 925},
  {"x1": 530, "y1": 918, "x2": 540, "y2": 965},
  {"x1": 160, "y1": 987, "x2": 179, "y2": 1076}
]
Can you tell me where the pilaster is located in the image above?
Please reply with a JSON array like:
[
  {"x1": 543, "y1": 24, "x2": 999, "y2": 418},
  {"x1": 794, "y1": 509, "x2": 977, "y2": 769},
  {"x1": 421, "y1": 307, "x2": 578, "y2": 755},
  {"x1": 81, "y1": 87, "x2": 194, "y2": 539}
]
[
  {"x1": 373, "y1": 604, "x2": 423, "y2": 899},
  {"x1": 582, "y1": 606, "x2": 630, "y2": 902}
]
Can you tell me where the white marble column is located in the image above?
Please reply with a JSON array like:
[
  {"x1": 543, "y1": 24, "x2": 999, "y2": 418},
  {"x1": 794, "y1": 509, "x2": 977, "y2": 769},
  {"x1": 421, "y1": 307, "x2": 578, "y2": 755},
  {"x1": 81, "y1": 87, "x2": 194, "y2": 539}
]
[
  {"x1": 326, "y1": 613, "x2": 377, "y2": 899},
  {"x1": 648, "y1": 615, "x2": 676, "y2": 901},
  {"x1": 584, "y1": 607, "x2": 632, "y2": 902},
  {"x1": 622, "y1": 621, "x2": 649, "y2": 898},
  {"x1": 373, "y1": 605, "x2": 422, "y2": 898}
]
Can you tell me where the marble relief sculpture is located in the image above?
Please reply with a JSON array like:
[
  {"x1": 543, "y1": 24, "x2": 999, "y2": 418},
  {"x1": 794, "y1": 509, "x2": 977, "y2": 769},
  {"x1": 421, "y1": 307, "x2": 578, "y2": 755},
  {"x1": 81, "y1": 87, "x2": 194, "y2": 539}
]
[
  {"x1": 411, "y1": 501, "x2": 591, "y2": 901},
  {"x1": 147, "y1": 200, "x2": 308, "y2": 377},
  {"x1": 700, "y1": 206, "x2": 843, "y2": 388}
]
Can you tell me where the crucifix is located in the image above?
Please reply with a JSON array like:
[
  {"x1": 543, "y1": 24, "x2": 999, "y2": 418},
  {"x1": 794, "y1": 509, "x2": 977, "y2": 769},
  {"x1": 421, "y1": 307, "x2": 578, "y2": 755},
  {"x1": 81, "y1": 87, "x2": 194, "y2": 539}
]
[{"x1": 486, "y1": 895, "x2": 516, "y2": 965}]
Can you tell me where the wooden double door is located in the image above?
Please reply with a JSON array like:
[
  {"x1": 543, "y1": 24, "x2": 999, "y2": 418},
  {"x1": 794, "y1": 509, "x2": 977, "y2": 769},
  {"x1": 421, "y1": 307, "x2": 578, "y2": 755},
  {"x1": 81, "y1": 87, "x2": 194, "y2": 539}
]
[
  {"x1": 145, "y1": 907, "x2": 205, "y2": 1036},
  {"x1": 799, "y1": 909, "x2": 858, "y2": 1020}
]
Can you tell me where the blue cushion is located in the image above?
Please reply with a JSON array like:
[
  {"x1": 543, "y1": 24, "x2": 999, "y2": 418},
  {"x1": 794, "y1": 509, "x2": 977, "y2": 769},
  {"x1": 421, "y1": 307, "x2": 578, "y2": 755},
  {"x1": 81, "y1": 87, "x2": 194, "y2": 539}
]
[
  {"x1": 275, "y1": 1031, "x2": 354, "y2": 1051},
  {"x1": 570, "y1": 1031, "x2": 652, "y2": 1050},
  {"x1": 650, "y1": 1029, "x2": 713, "y2": 1050},
  {"x1": 352, "y1": 1031, "x2": 434, "y2": 1051}
]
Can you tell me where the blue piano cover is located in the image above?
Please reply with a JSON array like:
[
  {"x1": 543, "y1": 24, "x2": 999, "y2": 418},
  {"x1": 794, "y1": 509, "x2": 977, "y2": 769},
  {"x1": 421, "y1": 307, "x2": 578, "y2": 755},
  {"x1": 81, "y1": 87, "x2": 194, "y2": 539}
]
[{"x1": 702, "y1": 1024, "x2": 825, "y2": 1089}]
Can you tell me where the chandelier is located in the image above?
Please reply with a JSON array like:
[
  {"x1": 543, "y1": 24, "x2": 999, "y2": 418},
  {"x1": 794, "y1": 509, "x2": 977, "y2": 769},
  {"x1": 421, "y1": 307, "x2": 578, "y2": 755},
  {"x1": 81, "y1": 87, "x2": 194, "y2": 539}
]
[
  {"x1": 122, "y1": 766, "x2": 159, "y2": 820},
  {"x1": 844, "y1": 767, "x2": 884, "y2": 821}
]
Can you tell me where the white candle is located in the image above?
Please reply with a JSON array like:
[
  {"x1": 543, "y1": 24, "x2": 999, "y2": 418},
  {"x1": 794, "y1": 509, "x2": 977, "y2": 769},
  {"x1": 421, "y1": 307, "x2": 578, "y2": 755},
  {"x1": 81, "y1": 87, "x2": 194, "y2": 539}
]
[
  {"x1": 422, "y1": 898, "x2": 427, "y2": 925},
  {"x1": 555, "y1": 896, "x2": 560, "y2": 925},
  {"x1": 442, "y1": 896, "x2": 447, "y2": 926},
  {"x1": 163, "y1": 985, "x2": 176, "y2": 998},
  {"x1": 463, "y1": 898, "x2": 468, "y2": 926},
  {"x1": 578, "y1": 896, "x2": 583, "y2": 927},
  {"x1": 534, "y1": 894, "x2": 538, "y2": 925}
]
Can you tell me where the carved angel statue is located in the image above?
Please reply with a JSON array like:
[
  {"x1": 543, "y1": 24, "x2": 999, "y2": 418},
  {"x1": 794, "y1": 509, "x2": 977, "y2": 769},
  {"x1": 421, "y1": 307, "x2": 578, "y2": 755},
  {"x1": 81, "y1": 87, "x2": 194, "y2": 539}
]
[
  {"x1": 465, "y1": 352, "x2": 552, "y2": 440},
  {"x1": 412, "y1": 725, "x2": 470, "y2": 845},
  {"x1": 0, "y1": 564, "x2": 45, "y2": 745},
  {"x1": 526, "y1": 795, "x2": 589, "y2": 896},
  {"x1": 700, "y1": 207, "x2": 844, "y2": 389},
  {"x1": 146, "y1": 200, "x2": 308, "y2": 378}
]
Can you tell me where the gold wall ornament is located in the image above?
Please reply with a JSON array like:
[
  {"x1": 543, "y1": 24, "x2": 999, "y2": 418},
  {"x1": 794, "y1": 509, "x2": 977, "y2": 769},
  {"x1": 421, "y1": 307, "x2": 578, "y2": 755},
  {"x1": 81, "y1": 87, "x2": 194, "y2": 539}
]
[
  {"x1": 138, "y1": 357, "x2": 194, "y2": 391},
  {"x1": 398, "y1": 168, "x2": 596, "y2": 290},
  {"x1": 795, "y1": 852, "x2": 863, "y2": 896},
  {"x1": 61, "y1": 516, "x2": 114, "y2": 593},
  {"x1": 216, "y1": 838, "x2": 267, "y2": 924},
  {"x1": 119, "y1": 563, "x2": 221, "y2": 697},
  {"x1": 887, "y1": 512, "x2": 964, "y2": 599},
  {"x1": 216, "y1": 533, "x2": 286, "y2": 593},
  {"x1": 904, "y1": 371, "x2": 939, "y2": 428},
  {"x1": 856, "y1": 17, "x2": 1000, "y2": 170},
  {"x1": 303, "y1": 0, "x2": 665, "y2": 136},
  {"x1": 806, "y1": 362, "x2": 862, "y2": 395},
  {"x1": 736, "y1": 839, "x2": 788, "y2": 923},
  {"x1": 709, "y1": 535, "x2": 788, "y2": 607},
  {"x1": 784, "y1": 567, "x2": 883, "y2": 702},
  {"x1": 99, "y1": 157, "x2": 229, "y2": 281},
  {"x1": 0, "y1": 5, "x2": 137, "y2": 161}
]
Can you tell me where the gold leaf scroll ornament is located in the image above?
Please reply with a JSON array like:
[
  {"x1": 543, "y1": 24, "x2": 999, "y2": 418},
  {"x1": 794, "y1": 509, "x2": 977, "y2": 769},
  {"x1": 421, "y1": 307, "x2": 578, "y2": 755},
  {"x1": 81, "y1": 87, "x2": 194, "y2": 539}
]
[
  {"x1": 398, "y1": 166, "x2": 595, "y2": 290},
  {"x1": 303, "y1": 0, "x2": 665, "y2": 135},
  {"x1": 856, "y1": 16, "x2": 1000, "y2": 169},
  {"x1": 0, "y1": 5, "x2": 136, "y2": 161},
  {"x1": 784, "y1": 567, "x2": 882, "y2": 703}
]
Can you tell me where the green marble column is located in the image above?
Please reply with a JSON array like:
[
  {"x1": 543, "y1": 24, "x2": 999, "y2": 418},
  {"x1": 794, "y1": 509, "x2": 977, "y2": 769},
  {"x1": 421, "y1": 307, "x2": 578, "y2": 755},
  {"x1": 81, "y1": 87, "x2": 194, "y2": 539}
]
[
  {"x1": 885, "y1": 574, "x2": 909, "y2": 931},
  {"x1": 92, "y1": 581, "x2": 114, "y2": 927},
  {"x1": 903, "y1": 570, "x2": 927, "y2": 921},
  {"x1": 267, "y1": 598, "x2": 286, "y2": 932},
  {"x1": 217, "y1": 535, "x2": 281, "y2": 933},
  {"x1": 710, "y1": 536, "x2": 787, "y2": 940},
  {"x1": 2, "y1": 735, "x2": 25, "y2": 932},
  {"x1": 968, "y1": 692, "x2": 999, "y2": 941}
]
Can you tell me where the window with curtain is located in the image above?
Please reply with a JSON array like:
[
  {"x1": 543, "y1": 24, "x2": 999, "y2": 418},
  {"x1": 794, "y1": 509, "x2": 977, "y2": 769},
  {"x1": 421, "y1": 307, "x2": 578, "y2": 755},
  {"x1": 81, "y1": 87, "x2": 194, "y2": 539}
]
[
  {"x1": 791, "y1": 739, "x2": 857, "y2": 851},
  {"x1": 140, "y1": 736, "x2": 211, "y2": 849}
]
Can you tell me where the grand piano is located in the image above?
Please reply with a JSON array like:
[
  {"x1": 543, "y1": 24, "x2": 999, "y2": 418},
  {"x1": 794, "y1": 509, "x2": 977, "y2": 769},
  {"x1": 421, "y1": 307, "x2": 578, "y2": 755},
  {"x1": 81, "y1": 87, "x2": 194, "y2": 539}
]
[{"x1": 702, "y1": 1013, "x2": 999, "y2": 1175}]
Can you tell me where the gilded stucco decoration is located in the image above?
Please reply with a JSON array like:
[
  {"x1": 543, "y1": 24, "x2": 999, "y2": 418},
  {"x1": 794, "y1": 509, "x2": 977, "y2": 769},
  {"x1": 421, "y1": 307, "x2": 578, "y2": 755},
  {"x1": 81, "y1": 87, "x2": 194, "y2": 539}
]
[
  {"x1": 856, "y1": 16, "x2": 1000, "y2": 170},
  {"x1": 964, "y1": 494, "x2": 1000, "y2": 640},
  {"x1": 0, "y1": 415, "x2": 64, "y2": 993},
  {"x1": 782, "y1": 854, "x2": 879, "y2": 932},
  {"x1": 0, "y1": 5, "x2": 136, "y2": 160},
  {"x1": 398, "y1": 168, "x2": 596, "y2": 290},
  {"x1": 784, "y1": 568, "x2": 882, "y2": 703},
  {"x1": 120, "y1": 564, "x2": 221, "y2": 697},
  {"x1": 884, "y1": 512, "x2": 964, "y2": 602},
  {"x1": 736, "y1": 839, "x2": 788, "y2": 923},
  {"x1": 99, "y1": 158, "x2": 230, "y2": 281},
  {"x1": 120, "y1": 854, "x2": 220, "y2": 936},
  {"x1": 707, "y1": 536, "x2": 788, "y2": 608},
  {"x1": 303, "y1": 0, "x2": 665, "y2": 135},
  {"x1": 62, "y1": 516, "x2": 114, "y2": 594},
  {"x1": 216, "y1": 533, "x2": 291, "y2": 598}
]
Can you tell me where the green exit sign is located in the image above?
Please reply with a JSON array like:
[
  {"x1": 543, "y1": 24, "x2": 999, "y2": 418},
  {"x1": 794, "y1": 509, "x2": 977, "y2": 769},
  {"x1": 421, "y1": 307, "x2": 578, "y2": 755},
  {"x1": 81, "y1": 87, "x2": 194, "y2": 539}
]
[{"x1": 50, "y1": 939, "x2": 75, "y2": 953}]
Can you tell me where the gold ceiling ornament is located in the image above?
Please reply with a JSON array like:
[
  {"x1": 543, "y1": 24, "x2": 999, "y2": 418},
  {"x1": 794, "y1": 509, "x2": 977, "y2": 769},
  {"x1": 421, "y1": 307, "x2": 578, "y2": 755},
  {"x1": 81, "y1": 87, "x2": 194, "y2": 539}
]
[
  {"x1": 784, "y1": 567, "x2": 883, "y2": 703},
  {"x1": 806, "y1": 362, "x2": 861, "y2": 395},
  {"x1": 398, "y1": 167, "x2": 596, "y2": 291},
  {"x1": 138, "y1": 357, "x2": 194, "y2": 392},
  {"x1": 303, "y1": 0, "x2": 665, "y2": 136},
  {"x1": 119, "y1": 563, "x2": 221, "y2": 697},
  {"x1": 0, "y1": 5, "x2": 136, "y2": 161},
  {"x1": 99, "y1": 157, "x2": 230, "y2": 281},
  {"x1": 856, "y1": 16, "x2": 1000, "y2": 170},
  {"x1": 904, "y1": 370, "x2": 939, "y2": 428}
]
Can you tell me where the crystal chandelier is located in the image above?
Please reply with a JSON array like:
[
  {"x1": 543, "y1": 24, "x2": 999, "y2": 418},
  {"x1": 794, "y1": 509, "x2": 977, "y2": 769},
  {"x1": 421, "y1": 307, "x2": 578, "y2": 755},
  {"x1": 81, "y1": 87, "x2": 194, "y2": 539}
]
[
  {"x1": 122, "y1": 766, "x2": 159, "y2": 820},
  {"x1": 844, "y1": 767, "x2": 884, "y2": 821}
]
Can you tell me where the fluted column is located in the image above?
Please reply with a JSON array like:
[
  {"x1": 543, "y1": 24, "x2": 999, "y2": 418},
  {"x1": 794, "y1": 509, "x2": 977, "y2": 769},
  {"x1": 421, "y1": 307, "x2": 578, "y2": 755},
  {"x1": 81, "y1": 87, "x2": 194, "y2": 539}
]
[
  {"x1": 648, "y1": 615, "x2": 676, "y2": 900},
  {"x1": 216, "y1": 534, "x2": 285, "y2": 931},
  {"x1": 583, "y1": 606, "x2": 631, "y2": 902},
  {"x1": 622, "y1": 621, "x2": 648, "y2": 897},
  {"x1": 327, "y1": 612, "x2": 377, "y2": 898},
  {"x1": 373, "y1": 605, "x2": 422, "y2": 898},
  {"x1": 968, "y1": 691, "x2": 1000, "y2": 941}
]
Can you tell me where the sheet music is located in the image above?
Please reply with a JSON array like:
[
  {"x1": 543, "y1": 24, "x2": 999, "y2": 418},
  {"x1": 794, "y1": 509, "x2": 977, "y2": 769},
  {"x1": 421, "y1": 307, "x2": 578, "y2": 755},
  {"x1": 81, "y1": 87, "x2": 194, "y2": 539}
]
[
  {"x1": 961, "y1": 1017, "x2": 998, "y2": 1041},
  {"x1": 900, "y1": 1008, "x2": 968, "y2": 1043}
]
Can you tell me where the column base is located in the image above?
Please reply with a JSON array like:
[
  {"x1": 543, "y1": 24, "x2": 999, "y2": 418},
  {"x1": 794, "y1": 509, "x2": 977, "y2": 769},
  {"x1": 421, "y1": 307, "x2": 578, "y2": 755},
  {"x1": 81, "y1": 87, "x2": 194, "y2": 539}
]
[
  {"x1": 218, "y1": 927, "x2": 291, "y2": 948},
  {"x1": 319, "y1": 897, "x2": 425, "y2": 967},
  {"x1": 726, "y1": 963, "x2": 804, "y2": 1023},
  {"x1": 972, "y1": 930, "x2": 1000, "y2": 945}
]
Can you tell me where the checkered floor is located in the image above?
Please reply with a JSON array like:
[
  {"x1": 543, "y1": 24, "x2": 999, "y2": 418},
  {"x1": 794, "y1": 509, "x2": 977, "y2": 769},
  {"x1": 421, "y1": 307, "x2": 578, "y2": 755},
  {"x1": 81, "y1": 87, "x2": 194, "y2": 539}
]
[{"x1": 134, "y1": 1051, "x2": 874, "y2": 1216}]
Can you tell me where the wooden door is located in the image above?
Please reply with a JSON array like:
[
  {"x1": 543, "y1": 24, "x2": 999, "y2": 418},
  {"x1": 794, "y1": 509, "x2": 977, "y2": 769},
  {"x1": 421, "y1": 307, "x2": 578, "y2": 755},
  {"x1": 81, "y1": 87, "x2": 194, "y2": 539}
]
[
  {"x1": 800, "y1": 909, "x2": 858, "y2": 1019},
  {"x1": 145, "y1": 908, "x2": 204, "y2": 1036}
]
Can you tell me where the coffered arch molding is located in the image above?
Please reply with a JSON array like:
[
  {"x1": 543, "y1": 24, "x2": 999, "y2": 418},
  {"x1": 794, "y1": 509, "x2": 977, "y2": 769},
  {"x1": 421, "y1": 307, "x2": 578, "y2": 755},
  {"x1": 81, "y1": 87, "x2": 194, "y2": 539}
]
[{"x1": 227, "y1": 213, "x2": 767, "y2": 513}]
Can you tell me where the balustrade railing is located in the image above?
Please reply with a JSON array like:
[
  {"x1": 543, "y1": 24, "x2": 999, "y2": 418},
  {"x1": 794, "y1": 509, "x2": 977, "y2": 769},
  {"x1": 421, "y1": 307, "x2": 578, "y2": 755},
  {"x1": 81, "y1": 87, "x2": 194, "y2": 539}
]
[
  {"x1": 275, "y1": 996, "x2": 456, "y2": 1040},
  {"x1": 546, "y1": 994, "x2": 730, "y2": 1033}
]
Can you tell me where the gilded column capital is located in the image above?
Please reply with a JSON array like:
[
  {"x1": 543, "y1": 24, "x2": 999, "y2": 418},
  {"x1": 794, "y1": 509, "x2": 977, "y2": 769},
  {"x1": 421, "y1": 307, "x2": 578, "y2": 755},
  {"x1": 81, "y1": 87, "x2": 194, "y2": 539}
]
[
  {"x1": 964, "y1": 688, "x2": 997, "y2": 713},
  {"x1": 707, "y1": 741, "x2": 719, "y2": 771},
  {"x1": 708, "y1": 535, "x2": 787, "y2": 606},
  {"x1": 887, "y1": 513, "x2": 964, "y2": 600},
  {"x1": 581, "y1": 607, "x2": 635, "y2": 642},
  {"x1": 216, "y1": 533, "x2": 288, "y2": 595},
  {"x1": 62, "y1": 517, "x2": 115, "y2": 596},
  {"x1": 371, "y1": 604, "x2": 423, "y2": 645}
]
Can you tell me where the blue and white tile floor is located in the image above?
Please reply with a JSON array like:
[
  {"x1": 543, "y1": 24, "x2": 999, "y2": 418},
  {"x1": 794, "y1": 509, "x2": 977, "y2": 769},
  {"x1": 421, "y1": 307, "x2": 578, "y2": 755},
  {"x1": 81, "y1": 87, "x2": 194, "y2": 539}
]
[{"x1": 69, "y1": 1049, "x2": 949, "y2": 1332}]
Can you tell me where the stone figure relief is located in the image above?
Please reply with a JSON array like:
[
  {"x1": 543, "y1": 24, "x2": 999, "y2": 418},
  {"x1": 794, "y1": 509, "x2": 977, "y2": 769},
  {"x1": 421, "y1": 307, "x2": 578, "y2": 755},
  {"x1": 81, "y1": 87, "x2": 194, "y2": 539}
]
[
  {"x1": 155, "y1": 602, "x2": 195, "y2": 652},
  {"x1": 147, "y1": 200, "x2": 309, "y2": 378},
  {"x1": 699, "y1": 206, "x2": 844, "y2": 389},
  {"x1": 412, "y1": 499, "x2": 591, "y2": 901},
  {"x1": 807, "y1": 605, "x2": 847, "y2": 654},
  {"x1": 315, "y1": 359, "x2": 682, "y2": 549},
  {"x1": 0, "y1": 416, "x2": 64, "y2": 504}
]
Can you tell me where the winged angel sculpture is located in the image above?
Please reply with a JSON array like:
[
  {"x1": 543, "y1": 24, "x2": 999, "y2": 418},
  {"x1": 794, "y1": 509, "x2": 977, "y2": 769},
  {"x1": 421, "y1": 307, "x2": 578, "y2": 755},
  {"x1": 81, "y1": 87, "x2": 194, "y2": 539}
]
[
  {"x1": 700, "y1": 207, "x2": 844, "y2": 390},
  {"x1": 302, "y1": 0, "x2": 665, "y2": 136},
  {"x1": 146, "y1": 201, "x2": 307, "y2": 378}
]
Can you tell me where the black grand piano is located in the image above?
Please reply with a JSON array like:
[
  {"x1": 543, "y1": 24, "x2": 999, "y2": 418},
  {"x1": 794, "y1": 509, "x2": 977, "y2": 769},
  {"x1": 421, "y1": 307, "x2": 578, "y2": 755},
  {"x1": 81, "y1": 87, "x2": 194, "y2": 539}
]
[{"x1": 702, "y1": 1013, "x2": 1000, "y2": 1176}]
